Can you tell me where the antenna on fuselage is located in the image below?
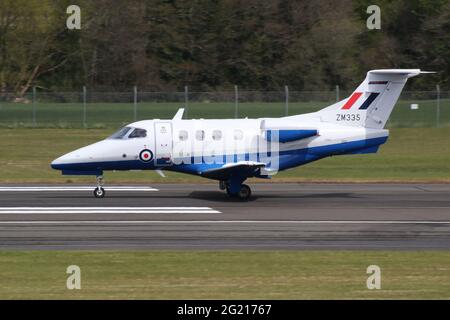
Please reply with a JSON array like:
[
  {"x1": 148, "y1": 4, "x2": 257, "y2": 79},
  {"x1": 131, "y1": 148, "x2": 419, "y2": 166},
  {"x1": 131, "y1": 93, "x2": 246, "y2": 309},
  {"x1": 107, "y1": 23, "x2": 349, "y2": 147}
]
[
  {"x1": 155, "y1": 169, "x2": 166, "y2": 178},
  {"x1": 173, "y1": 108, "x2": 185, "y2": 120}
]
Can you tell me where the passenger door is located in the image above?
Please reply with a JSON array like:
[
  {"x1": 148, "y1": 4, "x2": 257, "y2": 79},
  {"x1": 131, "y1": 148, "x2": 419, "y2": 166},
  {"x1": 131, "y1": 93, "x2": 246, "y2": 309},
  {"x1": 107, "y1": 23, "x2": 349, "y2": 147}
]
[{"x1": 154, "y1": 121, "x2": 173, "y2": 166}]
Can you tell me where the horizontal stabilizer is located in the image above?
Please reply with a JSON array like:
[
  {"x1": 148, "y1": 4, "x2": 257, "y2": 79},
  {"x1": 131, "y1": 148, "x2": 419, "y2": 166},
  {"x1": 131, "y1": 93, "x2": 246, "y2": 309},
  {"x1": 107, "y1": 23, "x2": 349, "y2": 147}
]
[{"x1": 369, "y1": 69, "x2": 435, "y2": 78}]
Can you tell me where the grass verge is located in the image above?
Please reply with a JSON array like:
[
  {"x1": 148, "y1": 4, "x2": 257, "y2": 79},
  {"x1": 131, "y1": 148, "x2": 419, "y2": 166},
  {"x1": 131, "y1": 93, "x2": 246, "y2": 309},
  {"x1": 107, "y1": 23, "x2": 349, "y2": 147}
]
[{"x1": 0, "y1": 251, "x2": 449, "y2": 299}]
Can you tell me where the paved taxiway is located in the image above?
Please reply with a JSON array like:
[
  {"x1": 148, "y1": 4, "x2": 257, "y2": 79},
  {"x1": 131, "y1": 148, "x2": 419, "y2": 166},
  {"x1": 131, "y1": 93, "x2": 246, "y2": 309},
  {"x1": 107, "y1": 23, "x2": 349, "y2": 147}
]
[{"x1": 0, "y1": 183, "x2": 449, "y2": 249}]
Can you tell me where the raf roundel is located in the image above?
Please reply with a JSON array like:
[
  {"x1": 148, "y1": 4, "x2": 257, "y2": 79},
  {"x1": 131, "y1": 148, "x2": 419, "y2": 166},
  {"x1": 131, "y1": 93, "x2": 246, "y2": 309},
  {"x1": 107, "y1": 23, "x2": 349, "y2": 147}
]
[{"x1": 139, "y1": 149, "x2": 153, "y2": 162}]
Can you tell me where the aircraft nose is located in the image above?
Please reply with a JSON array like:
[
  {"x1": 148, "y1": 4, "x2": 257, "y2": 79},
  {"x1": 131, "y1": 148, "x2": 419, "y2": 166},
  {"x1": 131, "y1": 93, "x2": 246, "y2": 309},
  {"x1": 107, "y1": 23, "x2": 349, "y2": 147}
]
[
  {"x1": 51, "y1": 158, "x2": 59, "y2": 169},
  {"x1": 50, "y1": 140, "x2": 115, "y2": 171},
  {"x1": 51, "y1": 153, "x2": 72, "y2": 170},
  {"x1": 50, "y1": 147, "x2": 88, "y2": 170}
]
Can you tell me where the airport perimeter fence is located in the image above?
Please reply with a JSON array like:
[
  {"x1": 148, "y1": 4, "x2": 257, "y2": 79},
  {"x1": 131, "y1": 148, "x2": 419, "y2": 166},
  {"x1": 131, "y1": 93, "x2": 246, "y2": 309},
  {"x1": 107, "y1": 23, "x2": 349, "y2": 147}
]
[{"x1": 0, "y1": 86, "x2": 448, "y2": 129}]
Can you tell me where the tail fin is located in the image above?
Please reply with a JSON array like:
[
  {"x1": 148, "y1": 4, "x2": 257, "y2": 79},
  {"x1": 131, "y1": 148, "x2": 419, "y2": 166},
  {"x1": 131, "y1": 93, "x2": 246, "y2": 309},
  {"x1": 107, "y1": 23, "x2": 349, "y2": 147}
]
[{"x1": 318, "y1": 69, "x2": 429, "y2": 129}]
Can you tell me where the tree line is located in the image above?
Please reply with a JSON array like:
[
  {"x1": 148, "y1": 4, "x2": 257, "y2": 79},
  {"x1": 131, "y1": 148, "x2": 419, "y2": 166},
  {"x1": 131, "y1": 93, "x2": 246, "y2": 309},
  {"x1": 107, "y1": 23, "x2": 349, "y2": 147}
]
[{"x1": 0, "y1": 0, "x2": 448, "y2": 97}]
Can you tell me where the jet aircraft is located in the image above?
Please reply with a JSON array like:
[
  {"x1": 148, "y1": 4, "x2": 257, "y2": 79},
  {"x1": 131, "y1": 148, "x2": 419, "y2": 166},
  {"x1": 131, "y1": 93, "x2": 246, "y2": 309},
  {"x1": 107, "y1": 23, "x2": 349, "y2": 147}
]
[{"x1": 52, "y1": 69, "x2": 429, "y2": 199}]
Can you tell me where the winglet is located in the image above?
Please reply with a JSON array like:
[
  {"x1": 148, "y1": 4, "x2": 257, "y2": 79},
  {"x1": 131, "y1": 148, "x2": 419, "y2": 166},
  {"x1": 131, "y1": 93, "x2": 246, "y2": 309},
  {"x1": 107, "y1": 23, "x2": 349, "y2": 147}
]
[{"x1": 173, "y1": 108, "x2": 184, "y2": 120}]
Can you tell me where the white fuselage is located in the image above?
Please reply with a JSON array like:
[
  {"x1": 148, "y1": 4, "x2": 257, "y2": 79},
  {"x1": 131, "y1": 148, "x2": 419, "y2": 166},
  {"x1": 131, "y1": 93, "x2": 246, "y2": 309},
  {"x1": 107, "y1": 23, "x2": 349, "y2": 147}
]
[{"x1": 51, "y1": 113, "x2": 388, "y2": 177}]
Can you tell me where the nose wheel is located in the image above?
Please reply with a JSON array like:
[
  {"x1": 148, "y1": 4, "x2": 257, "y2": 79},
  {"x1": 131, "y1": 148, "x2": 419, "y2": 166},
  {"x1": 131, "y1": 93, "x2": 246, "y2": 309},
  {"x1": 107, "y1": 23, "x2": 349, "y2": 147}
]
[
  {"x1": 93, "y1": 175, "x2": 106, "y2": 198},
  {"x1": 94, "y1": 186, "x2": 105, "y2": 198}
]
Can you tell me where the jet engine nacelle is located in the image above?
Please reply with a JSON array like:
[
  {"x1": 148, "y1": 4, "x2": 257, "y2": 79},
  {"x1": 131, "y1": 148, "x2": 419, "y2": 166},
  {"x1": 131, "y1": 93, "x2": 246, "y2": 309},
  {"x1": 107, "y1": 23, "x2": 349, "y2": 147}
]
[{"x1": 261, "y1": 119, "x2": 318, "y2": 143}]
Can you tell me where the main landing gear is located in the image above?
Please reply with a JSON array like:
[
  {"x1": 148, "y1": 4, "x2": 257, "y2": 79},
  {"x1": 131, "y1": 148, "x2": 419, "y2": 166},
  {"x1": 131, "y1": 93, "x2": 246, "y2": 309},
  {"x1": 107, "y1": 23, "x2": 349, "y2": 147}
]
[
  {"x1": 220, "y1": 180, "x2": 252, "y2": 200},
  {"x1": 93, "y1": 175, "x2": 105, "y2": 198}
]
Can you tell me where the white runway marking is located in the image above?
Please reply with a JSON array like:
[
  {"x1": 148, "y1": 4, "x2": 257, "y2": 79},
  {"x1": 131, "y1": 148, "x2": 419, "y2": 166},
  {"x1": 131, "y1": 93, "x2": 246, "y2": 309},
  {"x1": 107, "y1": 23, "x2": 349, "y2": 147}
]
[
  {"x1": 0, "y1": 207, "x2": 220, "y2": 214},
  {"x1": 0, "y1": 186, "x2": 158, "y2": 192},
  {"x1": 0, "y1": 220, "x2": 448, "y2": 224}
]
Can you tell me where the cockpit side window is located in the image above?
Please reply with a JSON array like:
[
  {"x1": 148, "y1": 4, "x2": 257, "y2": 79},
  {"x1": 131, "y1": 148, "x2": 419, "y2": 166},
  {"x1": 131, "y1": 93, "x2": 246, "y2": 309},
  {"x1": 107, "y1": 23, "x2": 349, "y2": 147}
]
[
  {"x1": 128, "y1": 128, "x2": 147, "y2": 138},
  {"x1": 108, "y1": 127, "x2": 132, "y2": 139}
]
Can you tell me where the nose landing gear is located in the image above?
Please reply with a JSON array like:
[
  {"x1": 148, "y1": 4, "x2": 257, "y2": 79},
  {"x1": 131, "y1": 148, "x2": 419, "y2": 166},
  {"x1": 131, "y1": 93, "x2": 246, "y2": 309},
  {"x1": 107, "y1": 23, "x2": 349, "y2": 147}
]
[{"x1": 93, "y1": 175, "x2": 105, "y2": 198}]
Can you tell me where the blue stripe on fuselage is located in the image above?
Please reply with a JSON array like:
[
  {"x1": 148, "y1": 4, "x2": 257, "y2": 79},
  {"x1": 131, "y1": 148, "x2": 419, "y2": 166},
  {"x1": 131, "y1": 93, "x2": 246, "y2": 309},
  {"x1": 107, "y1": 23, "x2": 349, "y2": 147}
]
[{"x1": 51, "y1": 136, "x2": 388, "y2": 176}]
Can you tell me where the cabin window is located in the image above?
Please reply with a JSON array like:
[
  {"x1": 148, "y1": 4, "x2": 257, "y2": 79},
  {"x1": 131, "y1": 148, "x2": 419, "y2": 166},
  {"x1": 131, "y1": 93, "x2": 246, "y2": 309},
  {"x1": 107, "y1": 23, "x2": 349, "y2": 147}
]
[
  {"x1": 108, "y1": 126, "x2": 132, "y2": 139},
  {"x1": 234, "y1": 129, "x2": 243, "y2": 140},
  {"x1": 179, "y1": 130, "x2": 188, "y2": 141},
  {"x1": 128, "y1": 128, "x2": 147, "y2": 138},
  {"x1": 195, "y1": 130, "x2": 205, "y2": 141},
  {"x1": 212, "y1": 130, "x2": 222, "y2": 141}
]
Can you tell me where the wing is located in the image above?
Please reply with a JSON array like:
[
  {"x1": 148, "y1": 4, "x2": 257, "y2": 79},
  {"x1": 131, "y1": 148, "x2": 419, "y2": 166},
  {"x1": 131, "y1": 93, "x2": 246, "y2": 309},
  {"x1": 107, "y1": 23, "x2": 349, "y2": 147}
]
[{"x1": 200, "y1": 161, "x2": 266, "y2": 180}]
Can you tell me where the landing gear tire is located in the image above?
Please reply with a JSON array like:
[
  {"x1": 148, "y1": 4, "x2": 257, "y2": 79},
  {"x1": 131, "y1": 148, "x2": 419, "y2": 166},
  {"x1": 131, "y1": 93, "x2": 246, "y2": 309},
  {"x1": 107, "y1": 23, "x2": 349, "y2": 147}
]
[
  {"x1": 94, "y1": 186, "x2": 105, "y2": 198},
  {"x1": 94, "y1": 175, "x2": 105, "y2": 198},
  {"x1": 237, "y1": 184, "x2": 251, "y2": 200},
  {"x1": 219, "y1": 181, "x2": 227, "y2": 190}
]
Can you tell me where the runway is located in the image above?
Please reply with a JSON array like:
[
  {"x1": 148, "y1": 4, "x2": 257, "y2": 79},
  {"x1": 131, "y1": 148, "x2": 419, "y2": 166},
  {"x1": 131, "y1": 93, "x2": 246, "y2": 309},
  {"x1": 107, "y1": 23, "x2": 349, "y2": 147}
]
[{"x1": 0, "y1": 183, "x2": 449, "y2": 249}]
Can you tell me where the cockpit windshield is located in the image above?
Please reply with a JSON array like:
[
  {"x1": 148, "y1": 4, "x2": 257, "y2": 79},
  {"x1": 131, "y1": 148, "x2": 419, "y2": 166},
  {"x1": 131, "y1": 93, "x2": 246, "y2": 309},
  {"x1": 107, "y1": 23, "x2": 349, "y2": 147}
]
[
  {"x1": 108, "y1": 126, "x2": 147, "y2": 139},
  {"x1": 128, "y1": 128, "x2": 147, "y2": 138},
  {"x1": 108, "y1": 127, "x2": 132, "y2": 139}
]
